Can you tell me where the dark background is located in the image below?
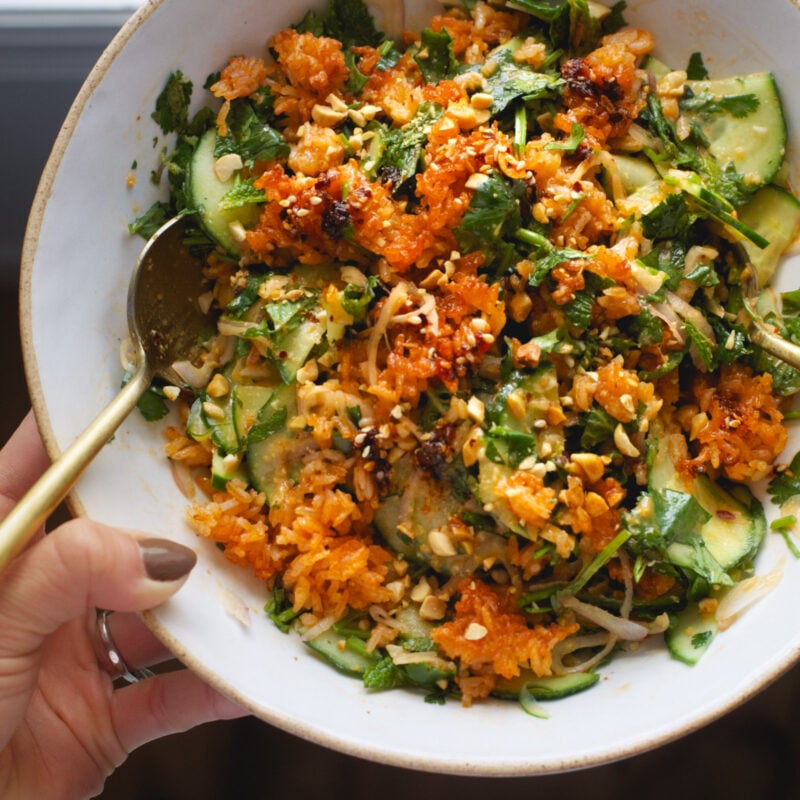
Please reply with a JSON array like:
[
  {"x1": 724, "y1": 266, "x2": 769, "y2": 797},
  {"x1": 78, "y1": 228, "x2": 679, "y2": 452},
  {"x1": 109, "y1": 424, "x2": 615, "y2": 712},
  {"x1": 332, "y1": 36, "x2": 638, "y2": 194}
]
[{"x1": 2, "y1": 12, "x2": 800, "y2": 800}]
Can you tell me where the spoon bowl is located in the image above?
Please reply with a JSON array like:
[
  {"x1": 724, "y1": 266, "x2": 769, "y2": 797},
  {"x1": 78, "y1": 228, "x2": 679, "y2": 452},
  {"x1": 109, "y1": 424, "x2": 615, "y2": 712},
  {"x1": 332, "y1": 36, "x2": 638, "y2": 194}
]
[{"x1": 0, "y1": 215, "x2": 211, "y2": 573}]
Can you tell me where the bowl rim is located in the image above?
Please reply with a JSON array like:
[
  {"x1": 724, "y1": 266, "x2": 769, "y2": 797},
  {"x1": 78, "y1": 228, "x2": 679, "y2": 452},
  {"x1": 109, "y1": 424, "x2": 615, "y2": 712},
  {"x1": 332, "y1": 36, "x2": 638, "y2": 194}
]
[{"x1": 16, "y1": 0, "x2": 800, "y2": 776}]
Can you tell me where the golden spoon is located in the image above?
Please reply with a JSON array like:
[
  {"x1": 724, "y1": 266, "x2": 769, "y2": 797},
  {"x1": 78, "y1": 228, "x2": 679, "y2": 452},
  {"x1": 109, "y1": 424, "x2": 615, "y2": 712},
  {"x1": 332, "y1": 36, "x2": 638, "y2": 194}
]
[{"x1": 0, "y1": 215, "x2": 212, "y2": 573}]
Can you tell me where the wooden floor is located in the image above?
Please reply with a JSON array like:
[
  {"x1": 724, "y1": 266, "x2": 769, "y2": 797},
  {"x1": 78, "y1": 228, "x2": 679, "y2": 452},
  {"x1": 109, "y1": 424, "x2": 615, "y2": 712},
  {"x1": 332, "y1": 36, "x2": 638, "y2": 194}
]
[{"x1": 4, "y1": 283, "x2": 800, "y2": 798}]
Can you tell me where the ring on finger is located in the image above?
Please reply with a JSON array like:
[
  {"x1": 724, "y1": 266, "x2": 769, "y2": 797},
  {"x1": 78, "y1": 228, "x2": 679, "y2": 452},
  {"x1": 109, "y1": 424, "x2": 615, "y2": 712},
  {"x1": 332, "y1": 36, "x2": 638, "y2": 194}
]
[{"x1": 94, "y1": 609, "x2": 154, "y2": 684}]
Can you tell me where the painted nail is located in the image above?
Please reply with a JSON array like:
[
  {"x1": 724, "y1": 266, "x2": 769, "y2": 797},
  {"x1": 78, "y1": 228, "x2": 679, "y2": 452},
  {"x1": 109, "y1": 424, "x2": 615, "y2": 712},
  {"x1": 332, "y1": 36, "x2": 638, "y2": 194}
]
[{"x1": 139, "y1": 537, "x2": 197, "y2": 582}]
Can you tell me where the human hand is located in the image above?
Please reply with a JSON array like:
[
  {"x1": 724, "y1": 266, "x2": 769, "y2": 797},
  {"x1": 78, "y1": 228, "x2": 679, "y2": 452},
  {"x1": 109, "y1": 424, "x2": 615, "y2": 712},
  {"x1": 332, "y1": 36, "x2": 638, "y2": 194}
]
[{"x1": 0, "y1": 413, "x2": 248, "y2": 800}]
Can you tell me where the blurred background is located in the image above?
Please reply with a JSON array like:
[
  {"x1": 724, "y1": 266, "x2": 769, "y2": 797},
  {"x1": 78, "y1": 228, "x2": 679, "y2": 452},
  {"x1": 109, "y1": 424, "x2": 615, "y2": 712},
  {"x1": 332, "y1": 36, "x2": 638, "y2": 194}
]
[{"x1": 2, "y1": 2, "x2": 800, "y2": 798}]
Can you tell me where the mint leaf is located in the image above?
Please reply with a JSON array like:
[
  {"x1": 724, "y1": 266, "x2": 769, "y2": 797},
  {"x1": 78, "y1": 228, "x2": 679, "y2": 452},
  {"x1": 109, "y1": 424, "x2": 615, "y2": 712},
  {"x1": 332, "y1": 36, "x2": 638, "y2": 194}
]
[{"x1": 151, "y1": 70, "x2": 192, "y2": 134}]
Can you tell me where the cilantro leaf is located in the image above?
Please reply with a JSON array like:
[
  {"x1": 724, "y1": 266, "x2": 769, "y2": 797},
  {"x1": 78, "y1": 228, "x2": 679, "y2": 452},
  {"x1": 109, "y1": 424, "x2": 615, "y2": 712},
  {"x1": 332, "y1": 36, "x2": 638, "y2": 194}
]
[
  {"x1": 295, "y1": 0, "x2": 382, "y2": 47},
  {"x1": 455, "y1": 172, "x2": 525, "y2": 260},
  {"x1": 686, "y1": 51, "x2": 709, "y2": 81},
  {"x1": 215, "y1": 101, "x2": 289, "y2": 166},
  {"x1": 341, "y1": 275, "x2": 379, "y2": 322},
  {"x1": 378, "y1": 101, "x2": 443, "y2": 186},
  {"x1": 415, "y1": 28, "x2": 458, "y2": 84},
  {"x1": 136, "y1": 386, "x2": 169, "y2": 422},
  {"x1": 682, "y1": 92, "x2": 760, "y2": 119},
  {"x1": 544, "y1": 122, "x2": 586, "y2": 152},
  {"x1": 641, "y1": 193, "x2": 695, "y2": 240},
  {"x1": 226, "y1": 273, "x2": 265, "y2": 318},
  {"x1": 473, "y1": 40, "x2": 564, "y2": 115},
  {"x1": 129, "y1": 201, "x2": 171, "y2": 239},
  {"x1": 344, "y1": 50, "x2": 370, "y2": 95},
  {"x1": 579, "y1": 406, "x2": 616, "y2": 449},
  {"x1": 484, "y1": 426, "x2": 537, "y2": 468},
  {"x1": 768, "y1": 451, "x2": 800, "y2": 506},
  {"x1": 653, "y1": 489, "x2": 711, "y2": 544}
]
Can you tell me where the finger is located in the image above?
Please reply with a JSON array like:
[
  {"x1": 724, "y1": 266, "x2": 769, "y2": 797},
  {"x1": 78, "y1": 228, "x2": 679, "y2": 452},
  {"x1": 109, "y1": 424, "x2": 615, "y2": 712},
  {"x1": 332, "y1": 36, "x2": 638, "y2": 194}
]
[
  {"x1": 111, "y1": 668, "x2": 248, "y2": 752},
  {"x1": 0, "y1": 523, "x2": 196, "y2": 739},
  {"x1": 0, "y1": 411, "x2": 51, "y2": 519},
  {"x1": 98, "y1": 611, "x2": 174, "y2": 672}
]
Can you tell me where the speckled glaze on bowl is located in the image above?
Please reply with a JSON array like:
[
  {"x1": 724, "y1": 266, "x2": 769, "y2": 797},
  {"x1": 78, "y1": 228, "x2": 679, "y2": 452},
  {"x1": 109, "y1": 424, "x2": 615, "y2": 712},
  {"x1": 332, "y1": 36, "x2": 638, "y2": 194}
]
[{"x1": 20, "y1": 0, "x2": 800, "y2": 776}]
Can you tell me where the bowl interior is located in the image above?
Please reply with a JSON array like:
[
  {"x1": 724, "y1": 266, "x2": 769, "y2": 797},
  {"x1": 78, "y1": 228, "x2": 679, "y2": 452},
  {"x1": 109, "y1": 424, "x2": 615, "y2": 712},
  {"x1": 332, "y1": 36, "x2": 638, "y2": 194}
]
[{"x1": 20, "y1": 0, "x2": 800, "y2": 775}]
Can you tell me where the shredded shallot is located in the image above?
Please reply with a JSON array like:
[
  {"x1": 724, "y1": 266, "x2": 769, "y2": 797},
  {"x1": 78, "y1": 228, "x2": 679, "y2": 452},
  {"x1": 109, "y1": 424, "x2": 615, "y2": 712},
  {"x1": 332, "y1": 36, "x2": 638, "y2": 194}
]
[
  {"x1": 716, "y1": 558, "x2": 785, "y2": 631},
  {"x1": 558, "y1": 594, "x2": 650, "y2": 641}
]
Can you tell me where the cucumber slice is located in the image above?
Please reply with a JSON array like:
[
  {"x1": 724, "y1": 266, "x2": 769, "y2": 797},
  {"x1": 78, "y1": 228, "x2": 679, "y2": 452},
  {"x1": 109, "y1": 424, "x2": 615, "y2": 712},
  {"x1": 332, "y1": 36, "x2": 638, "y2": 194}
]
[
  {"x1": 187, "y1": 388, "x2": 239, "y2": 454},
  {"x1": 189, "y1": 128, "x2": 260, "y2": 254},
  {"x1": 682, "y1": 72, "x2": 787, "y2": 189},
  {"x1": 205, "y1": 391, "x2": 239, "y2": 455},
  {"x1": 274, "y1": 313, "x2": 326, "y2": 383},
  {"x1": 665, "y1": 602, "x2": 717, "y2": 666},
  {"x1": 245, "y1": 383, "x2": 317, "y2": 502},
  {"x1": 612, "y1": 154, "x2": 660, "y2": 194},
  {"x1": 232, "y1": 384, "x2": 275, "y2": 441},
  {"x1": 186, "y1": 396, "x2": 212, "y2": 442},
  {"x1": 693, "y1": 475, "x2": 765, "y2": 571},
  {"x1": 211, "y1": 450, "x2": 247, "y2": 491},
  {"x1": 641, "y1": 55, "x2": 671, "y2": 82},
  {"x1": 493, "y1": 670, "x2": 599, "y2": 700},
  {"x1": 306, "y1": 629, "x2": 377, "y2": 675},
  {"x1": 739, "y1": 184, "x2": 800, "y2": 287}
]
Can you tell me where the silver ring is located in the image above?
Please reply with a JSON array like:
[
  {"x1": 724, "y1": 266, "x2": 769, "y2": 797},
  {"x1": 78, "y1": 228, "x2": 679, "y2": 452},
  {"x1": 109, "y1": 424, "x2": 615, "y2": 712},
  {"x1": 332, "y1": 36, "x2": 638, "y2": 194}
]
[{"x1": 95, "y1": 609, "x2": 154, "y2": 684}]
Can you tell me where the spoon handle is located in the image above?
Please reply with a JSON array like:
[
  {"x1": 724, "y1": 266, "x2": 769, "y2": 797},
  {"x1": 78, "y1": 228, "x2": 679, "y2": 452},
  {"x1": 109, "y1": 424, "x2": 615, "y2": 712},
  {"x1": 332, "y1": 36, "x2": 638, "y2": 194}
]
[{"x1": 0, "y1": 363, "x2": 152, "y2": 575}]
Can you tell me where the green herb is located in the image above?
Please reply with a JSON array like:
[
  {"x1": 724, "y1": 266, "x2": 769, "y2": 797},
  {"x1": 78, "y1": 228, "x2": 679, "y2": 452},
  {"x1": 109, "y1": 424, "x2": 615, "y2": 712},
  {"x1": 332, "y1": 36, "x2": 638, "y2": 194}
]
[
  {"x1": 415, "y1": 28, "x2": 458, "y2": 83},
  {"x1": 579, "y1": 406, "x2": 616, "y2": 449},
  {"x1": 375, "y1": 39, "x2": 402, "y2": 70},
  {"x1": 137, "y1": 386, "x2": 169, "y2": 422},
  {"x1": 379, "y1": 101, "x2": 443, "y2": 186},
  {"x1": 544, "y1": 123, "x2": 586, "y2": 152},
  {"x1": 265, "y1": 584, "x2": 300, "y2": 633},
  {"x1": 771, "y1": 516, "x2": 800, "y2": 558},
  {"x1": 226, "y1": 274, "x2": 265, "y2": 318},
  {"x1": 151, "y1": 70, "x2": 192, "y2": 134},
  {"x1": 128, "y1": 201, "x2": 171, "y2": 239},
  {"x1": 627, "y1": 307, "x2": 664, "y2": 347},
  {"x1": 686, "y1": 51, "x2": 709, "y2": 80},
  {"x1": 652, "y1": 489, "x2": 711, "y2": 544},
  {"x1": 484, "y1": 426, "x2": 537, "y2": 468},
  {"x1": 363, "y1": 655, "x2": 402, "y2": 689},
  {"x1": 295, "y1": 0, "x2": 382, "y2": 48},
  {"x1": 691, "y1": 630, "x2": 713, "y2": 649},
  {"x1": 455, "y1": 172, "x2": 525, "y2": 262},
  {"x1": 341, "y1": 275, "x2": 379, "y2": 322},
  {"x1": 248, "y1": 405, "x2": 288, "y2": 445},
  {"x1": 474, "y1": 40, "x2": 564, "y2": 115},
  {"x1": 782, "y1": 288, "x2": 800, "y2": 314},
  {"x1": 601, "y1": 1, "x2": 628, "y2": 34},
  {"x1": 219, "y1": 177, "x2": 267, "y2": 210},
  {"x1": 641, "y1": 193, "x2": 694, "y2": 240},
  {"x1": 215, "y1": 101, "x2": 289, "y2": 166},
  {"x1": 684, "y1": 320, "x2": 716, "y2": 370},
  {"x1": 344, "y1": 50, "x2": 370, "y2": 95},
  {"x1": 681, "y1": 92, "x2": 759, "y2": 119},
  {"x1": 768, "y1": 451, "x2": 800, "y2": 506}
]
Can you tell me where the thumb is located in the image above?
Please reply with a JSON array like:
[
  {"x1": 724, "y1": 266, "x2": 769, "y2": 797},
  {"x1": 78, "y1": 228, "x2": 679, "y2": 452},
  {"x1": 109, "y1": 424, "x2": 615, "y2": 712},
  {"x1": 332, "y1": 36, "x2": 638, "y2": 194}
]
[{"x1": 0, "y1": 522, "x2": 196, "y2": 666}]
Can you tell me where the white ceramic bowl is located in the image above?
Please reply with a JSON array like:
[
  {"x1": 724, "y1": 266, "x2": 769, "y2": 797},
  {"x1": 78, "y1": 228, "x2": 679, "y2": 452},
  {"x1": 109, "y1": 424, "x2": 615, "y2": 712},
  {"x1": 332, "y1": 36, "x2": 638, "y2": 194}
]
[{"x1": 20, "y1": 0, "x2": 800, "y2": 776}]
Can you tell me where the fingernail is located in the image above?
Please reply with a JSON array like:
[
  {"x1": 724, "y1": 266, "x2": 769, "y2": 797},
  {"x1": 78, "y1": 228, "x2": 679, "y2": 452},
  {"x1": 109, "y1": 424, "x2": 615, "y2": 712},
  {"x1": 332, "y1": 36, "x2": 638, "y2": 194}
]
[{"x1": 139, "y1": 537, "x2": 197, "y2": 582}]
